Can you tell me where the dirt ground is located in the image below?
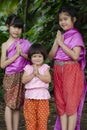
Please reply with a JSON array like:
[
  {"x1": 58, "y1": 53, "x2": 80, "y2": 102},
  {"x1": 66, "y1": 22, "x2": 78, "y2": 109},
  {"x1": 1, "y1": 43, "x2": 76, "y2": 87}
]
[{"x1": 0, "y1": 95, "x2": 87, "y2": 130}]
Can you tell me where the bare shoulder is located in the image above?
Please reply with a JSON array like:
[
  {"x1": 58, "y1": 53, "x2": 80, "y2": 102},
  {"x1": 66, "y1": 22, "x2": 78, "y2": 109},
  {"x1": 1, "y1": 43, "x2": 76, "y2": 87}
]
[
  {"x1": 2, "y1": 42, "x2": 7, "y2": 47},
  {"x1": 1, "y1": 41, "x2": 8, "y2": 51}
]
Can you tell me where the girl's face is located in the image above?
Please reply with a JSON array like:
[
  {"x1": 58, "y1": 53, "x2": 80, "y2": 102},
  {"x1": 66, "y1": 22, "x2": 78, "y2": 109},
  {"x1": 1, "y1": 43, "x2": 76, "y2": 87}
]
[
  {"x1": 31, "y1": 53, "x2": 44, "y2": 66},
  {"x1": 59, "y1": 12, "x2": 75, "y2": 31},
  {"x1": 9, "y1": 25, "x2": 22, "y2": 39}
]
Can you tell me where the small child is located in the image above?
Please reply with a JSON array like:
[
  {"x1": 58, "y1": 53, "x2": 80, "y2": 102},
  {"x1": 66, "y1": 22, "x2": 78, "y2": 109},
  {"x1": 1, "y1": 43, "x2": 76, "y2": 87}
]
[
  {"x1": 22, "y1": 43, "x2": 51, "y2": 130},
  {"x1": 1, "y1": 14, "x2": 31, "y2": 130}
]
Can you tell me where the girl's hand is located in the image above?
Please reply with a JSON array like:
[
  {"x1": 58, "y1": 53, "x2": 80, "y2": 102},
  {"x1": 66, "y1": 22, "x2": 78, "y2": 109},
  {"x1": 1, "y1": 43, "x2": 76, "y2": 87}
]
[
  {"x1": 33, "y1": 65, "x2": 39, "y2": 76},
  {"x1": 16, "y1": 42, "x2": 20, "y2": 56},
  {"x1": 16, "y1": 41, "x2": 23, "y2": 56},
  {"x1": 56, "y1": 30, "x2": 64, "y2": 46}
]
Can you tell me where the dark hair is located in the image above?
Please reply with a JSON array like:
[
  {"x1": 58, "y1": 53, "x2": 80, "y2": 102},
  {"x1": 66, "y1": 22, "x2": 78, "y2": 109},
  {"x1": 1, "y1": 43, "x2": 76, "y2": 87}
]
[
  {"x1": 28, "y1": 44, "x2": 47, "y2": 61},
  {"x1": 5, "y1": 14, "x2": 24, "y2": 29},
  {"x1": 58, "y1": 5, "x2": 78, "y2": 27}
]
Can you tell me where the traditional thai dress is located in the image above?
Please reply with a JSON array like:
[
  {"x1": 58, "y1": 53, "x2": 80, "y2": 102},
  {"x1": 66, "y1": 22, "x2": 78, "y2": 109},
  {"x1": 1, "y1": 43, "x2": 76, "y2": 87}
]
[
  {"x1": 3, "y1": 39, "x2": 31, "y2": 110},
  {"x1": 53, "y1": 28, "x2": 86, "y2": 130}
]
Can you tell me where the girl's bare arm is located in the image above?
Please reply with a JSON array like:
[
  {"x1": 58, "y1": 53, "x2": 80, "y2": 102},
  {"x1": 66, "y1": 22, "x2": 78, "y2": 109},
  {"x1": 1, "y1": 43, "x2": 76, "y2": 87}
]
[
  {"x1": 59, "y1": 43, "x2": 81, "y2": 60},
  {"x1": 1, "y1": 43, "x2": 19, "y2": 69},
  {"x1": 20, "y1": 52, "x2": 28, "y2": 59},
  {"x1": 22, "y1": 71, "x2": 35, "y2": 84},
  {"x1": 49, "y1": 31, "x2": 61, "y2": 60},
  {"x1": 36, "y1": 69, "x2": 51, "y2": 83},
  {"x1": 49, "y1": 38, "x2": 59, "y2": 60}
]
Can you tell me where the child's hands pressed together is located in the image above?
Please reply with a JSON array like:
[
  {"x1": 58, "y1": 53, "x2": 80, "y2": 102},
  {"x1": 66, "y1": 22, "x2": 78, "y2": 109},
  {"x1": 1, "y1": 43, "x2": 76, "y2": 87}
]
[
  {"x1": 16, "y1": 41, "x2": 25, "y2": 57},
  {"x1": 33, "y1": 65, "x2": 39, "y2": 76},
  {"x1": 16, "y1": 41, "x2": 29, "y2": 59},
  {"x1": 16, "y1": 42, "x2": 21, "y2": 56},
  {"x1": 56, "y1": 30, "x2": 64, "y2": 46}
]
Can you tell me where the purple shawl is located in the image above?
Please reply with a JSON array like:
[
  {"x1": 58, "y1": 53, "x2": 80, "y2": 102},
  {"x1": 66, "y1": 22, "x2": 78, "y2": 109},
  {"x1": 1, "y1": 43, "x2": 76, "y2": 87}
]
[
  {"x1": 54, "y1": 28, "x2": 87, "y2": 130},
  {"x1": 5, "y1": 38, "x2": 31, "y2": 74}
]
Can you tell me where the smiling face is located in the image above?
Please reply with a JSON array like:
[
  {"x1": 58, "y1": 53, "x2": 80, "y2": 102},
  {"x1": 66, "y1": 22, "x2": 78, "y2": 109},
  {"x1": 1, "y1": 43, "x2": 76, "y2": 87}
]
[
  {"x1": 31, "y1": 53, "x2": 44, "y2": 66},
  {"x1": 9, "y1": 26, "x2": 22, "y2": 39},
  {"x1": 59, "y1": 12, "x2": 76, "y2": 31}
]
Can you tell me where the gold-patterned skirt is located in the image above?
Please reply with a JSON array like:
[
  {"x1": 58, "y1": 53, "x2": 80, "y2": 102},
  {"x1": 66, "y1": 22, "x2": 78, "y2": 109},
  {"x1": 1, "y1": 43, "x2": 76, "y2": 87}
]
[{"x1": 3, "y1": 72, "x2": 24, "y2": 110}]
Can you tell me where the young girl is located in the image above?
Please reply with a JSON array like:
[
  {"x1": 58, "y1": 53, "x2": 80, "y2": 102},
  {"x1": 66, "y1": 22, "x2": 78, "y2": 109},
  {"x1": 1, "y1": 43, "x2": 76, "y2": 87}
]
[
  {"x1": 0, "y1": 14, "x2": 31, "y2": 130},
  {"x1": 49, "y1": 5, "x2": 86, "y2": 130},
  {"x1": 22, "y1": 44, "x2": 51, "y2": 130}
]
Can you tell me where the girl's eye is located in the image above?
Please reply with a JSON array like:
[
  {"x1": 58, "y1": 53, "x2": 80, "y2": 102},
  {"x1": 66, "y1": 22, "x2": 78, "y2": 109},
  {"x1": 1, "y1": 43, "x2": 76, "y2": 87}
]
[
  {"x1": 64, "y1": 18, "x2": 68, "y2": 20},
  {"x1": 39, "y1": 56, "x2": 42, "y2": 58},
  {"x1": 59, "y1": 18, "x2": 68, "y2": 21},
  {"x1": 33, "y1": 55, "x2": 36, "y2": 58}
]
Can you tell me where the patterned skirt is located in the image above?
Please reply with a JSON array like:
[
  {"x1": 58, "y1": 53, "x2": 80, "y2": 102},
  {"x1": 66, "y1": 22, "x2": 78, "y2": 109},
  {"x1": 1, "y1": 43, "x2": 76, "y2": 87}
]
[{"x1": 3, "y1": 72, "x2": 24, "y2": 110}]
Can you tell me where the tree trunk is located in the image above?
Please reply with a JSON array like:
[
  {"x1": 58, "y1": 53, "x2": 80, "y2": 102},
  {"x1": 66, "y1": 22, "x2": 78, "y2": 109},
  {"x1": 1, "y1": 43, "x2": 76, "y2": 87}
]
[{"x1": 24, "y1": 0, "x2": 30, "y2": 32}]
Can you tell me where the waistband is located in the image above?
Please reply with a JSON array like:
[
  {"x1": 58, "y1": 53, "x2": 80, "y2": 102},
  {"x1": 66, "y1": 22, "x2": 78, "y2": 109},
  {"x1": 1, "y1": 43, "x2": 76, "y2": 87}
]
[{"x1": 54, "y1": 60, "x2": 78, "y2": 66}]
